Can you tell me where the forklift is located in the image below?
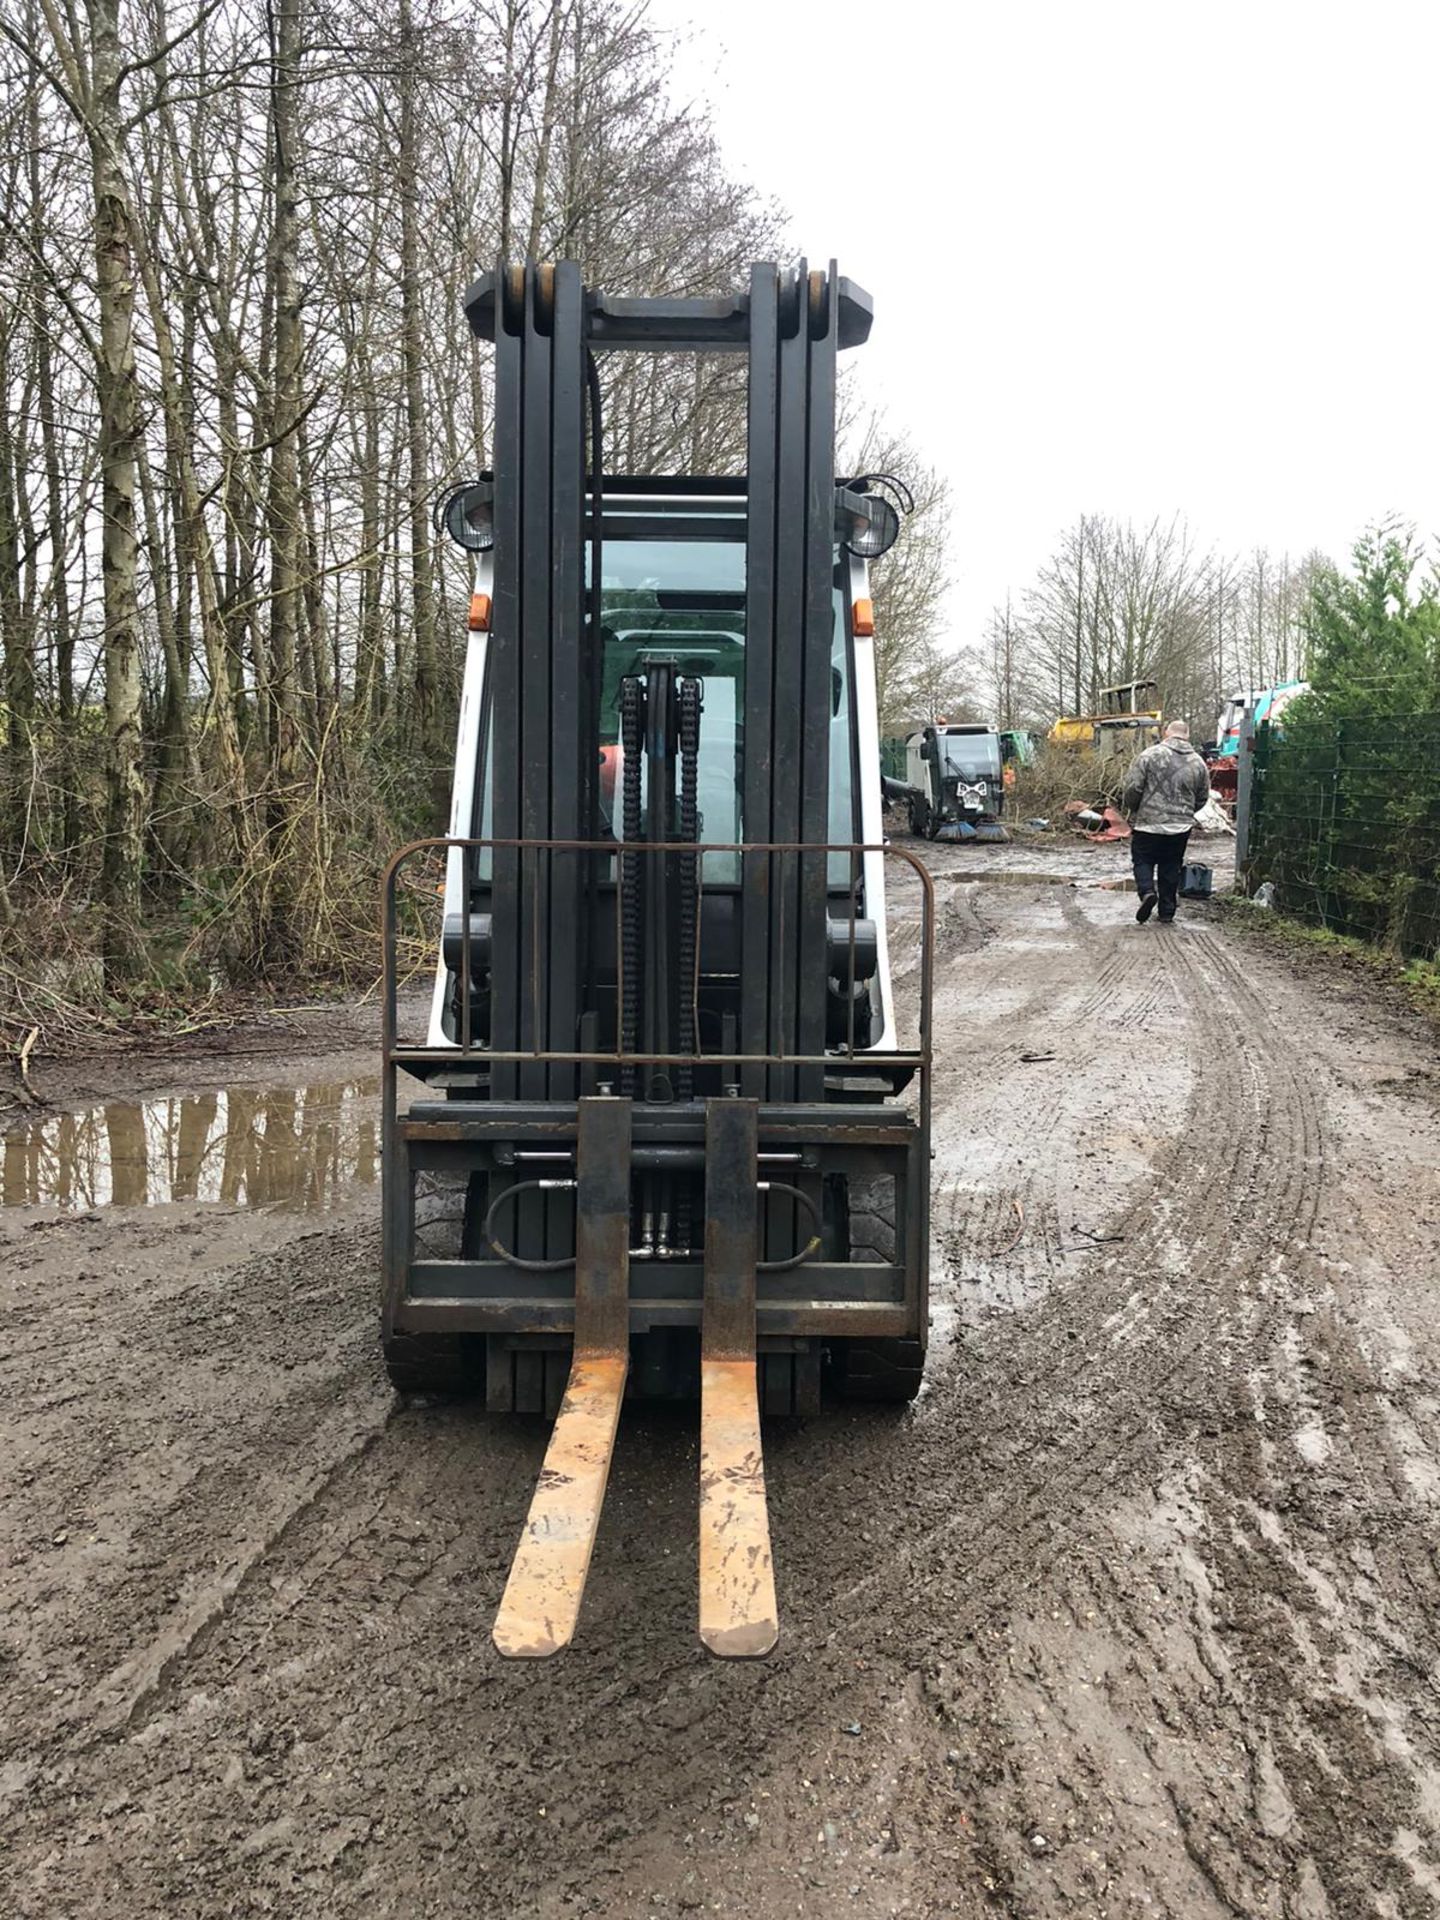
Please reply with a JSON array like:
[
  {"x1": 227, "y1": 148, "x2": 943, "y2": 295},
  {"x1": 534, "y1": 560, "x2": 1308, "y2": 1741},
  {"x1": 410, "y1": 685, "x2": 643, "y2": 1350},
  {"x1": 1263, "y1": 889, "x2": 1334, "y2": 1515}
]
[{"x1": 380, "y1": 261, "x2": 933, "y2": 1660}]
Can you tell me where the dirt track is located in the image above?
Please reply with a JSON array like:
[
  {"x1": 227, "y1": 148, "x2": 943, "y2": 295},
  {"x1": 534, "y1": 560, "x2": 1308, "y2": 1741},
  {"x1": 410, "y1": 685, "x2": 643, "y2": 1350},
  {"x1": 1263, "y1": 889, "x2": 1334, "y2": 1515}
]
[{"x1": 4, "y1": 840, "x2": 1440, "y2": 1918}]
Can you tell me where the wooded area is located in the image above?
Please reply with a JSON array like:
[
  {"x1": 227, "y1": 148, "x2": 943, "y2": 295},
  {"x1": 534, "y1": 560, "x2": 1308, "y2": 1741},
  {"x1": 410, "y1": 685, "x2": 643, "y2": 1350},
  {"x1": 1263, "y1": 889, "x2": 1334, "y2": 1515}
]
[{"x1": 2, "y1": 0, "x2": 960, "y2": 1009}]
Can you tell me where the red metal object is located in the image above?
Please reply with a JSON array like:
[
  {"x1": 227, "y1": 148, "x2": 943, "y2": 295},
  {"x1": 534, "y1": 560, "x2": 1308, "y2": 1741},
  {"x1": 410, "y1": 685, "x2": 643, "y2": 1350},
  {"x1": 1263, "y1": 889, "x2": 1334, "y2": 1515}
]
[
  {"x1": 1207, "y1": 754, "x2": 1239, "y2": 804},
  {"x1": 1089, "y1": 806, "x2": 1131, "y2": 843},
  {"x1": 1062, "y1": 801, "x2": 1132, "y2": 843}
]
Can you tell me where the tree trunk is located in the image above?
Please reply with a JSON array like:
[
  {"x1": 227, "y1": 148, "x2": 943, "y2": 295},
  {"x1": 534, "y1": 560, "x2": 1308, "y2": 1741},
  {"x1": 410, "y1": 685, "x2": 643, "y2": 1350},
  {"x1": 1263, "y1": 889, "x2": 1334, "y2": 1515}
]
[
  {"x1": 27, "y1": 70, "x2": 76, "y2": 852},
  {"x1": 0, "y1": 333, "x2": 33, "y2": 869},
  {"x1": 398, "y1": 0, "x2": 438, "y2": 755},
  {"x1": 298, "y1": 409, "x2": 332, "y2": 730},
  {"x1": 356, "y1": 374, "x2": 385, "y2": 723},
  {"x1": 262, "y1": 0, "x2": 306, "y2": 969},
  {"x1": 87, "y1": 0, "x2": 148, "y2": 982},
  {"x1": 217, "y1": 372, "x2": 254, "y2": 738},
  {"x1": 136, "y1": 434, "x2": 193, "y2": 878},
  {"x1": 525, "y1": 2, "x2": 568, "y2": 257}
]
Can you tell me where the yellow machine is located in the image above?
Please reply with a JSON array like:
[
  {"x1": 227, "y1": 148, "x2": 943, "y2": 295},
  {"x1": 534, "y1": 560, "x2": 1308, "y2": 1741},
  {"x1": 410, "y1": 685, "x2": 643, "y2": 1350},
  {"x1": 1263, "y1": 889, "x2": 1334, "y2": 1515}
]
[{"x1": 1048, "y1": 680, "x2": 1163, "y2": 758}]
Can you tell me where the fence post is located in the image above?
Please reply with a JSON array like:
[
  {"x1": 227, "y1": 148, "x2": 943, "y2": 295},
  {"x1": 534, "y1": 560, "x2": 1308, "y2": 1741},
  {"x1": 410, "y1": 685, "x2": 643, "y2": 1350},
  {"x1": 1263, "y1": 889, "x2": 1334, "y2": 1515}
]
[{"x1": 1234, "y1": 703, "x2": 1256, "y2": 885}]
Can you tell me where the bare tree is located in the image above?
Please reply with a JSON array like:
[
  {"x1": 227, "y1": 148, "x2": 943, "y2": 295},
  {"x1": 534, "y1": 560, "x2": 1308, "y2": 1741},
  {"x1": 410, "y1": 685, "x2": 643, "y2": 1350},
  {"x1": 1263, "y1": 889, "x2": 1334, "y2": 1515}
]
[{"x1": 992, "y1": 513, "x2": 1334, "y2": 743}]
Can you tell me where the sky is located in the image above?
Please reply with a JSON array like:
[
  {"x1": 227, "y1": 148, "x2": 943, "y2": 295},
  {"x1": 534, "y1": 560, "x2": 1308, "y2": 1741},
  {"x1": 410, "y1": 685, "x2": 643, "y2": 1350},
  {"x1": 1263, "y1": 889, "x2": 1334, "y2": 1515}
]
[{"x1": 645, "y1": 0, "x2": 1440, "y2": 654}]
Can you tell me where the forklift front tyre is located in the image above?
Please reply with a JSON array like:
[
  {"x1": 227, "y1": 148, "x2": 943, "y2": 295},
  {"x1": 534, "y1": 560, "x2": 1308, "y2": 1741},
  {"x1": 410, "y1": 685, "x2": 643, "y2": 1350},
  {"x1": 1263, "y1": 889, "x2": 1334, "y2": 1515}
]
[
  {"x1": 383, "y1": 1330, "x2": 485, "y2": 1398},
  {"x1": 833, "y1": 1337, "x2": 926, "y2": 1403}
]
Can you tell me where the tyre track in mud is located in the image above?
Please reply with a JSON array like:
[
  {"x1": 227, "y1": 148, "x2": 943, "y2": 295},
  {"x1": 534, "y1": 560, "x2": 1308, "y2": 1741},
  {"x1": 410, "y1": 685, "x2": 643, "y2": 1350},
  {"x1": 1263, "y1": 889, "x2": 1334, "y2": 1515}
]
[
  {"x1": 933, "y1": 928, "x2": 1154, "y2": 1321},
  {"x1": 1186, "y1": 941, "x2": 1440, "y2": 1909},
  {"x1": 1169, "y1": 943, "x2": 1440, "y2": 1909},
  {"x1": 0, "y1": 1221, "x2": 394, "y2": 1800},
  {"x1": 926, "y1": 929, "x2": 1440, "y2": 1915},
  {"x1": 743, "y1": 917, "x2": 1367, "y2": 1918},
  {"x1": 815, "y1": 922, "x2": 1323, "y2": 1631},
  {"x1": 919, "y1": 865, "x2": 1155, "y2": 1324}
]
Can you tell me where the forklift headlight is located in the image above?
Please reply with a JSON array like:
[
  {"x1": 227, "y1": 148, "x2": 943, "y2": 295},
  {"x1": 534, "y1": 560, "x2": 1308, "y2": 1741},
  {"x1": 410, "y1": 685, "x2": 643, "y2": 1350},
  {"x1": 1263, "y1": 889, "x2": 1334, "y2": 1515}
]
[
  {"x1": 834, "y1": 485, "x2": 900, "y2": 559},
  {"x1": 439, "y1": 480, "x2": 495, "y2": 553}
]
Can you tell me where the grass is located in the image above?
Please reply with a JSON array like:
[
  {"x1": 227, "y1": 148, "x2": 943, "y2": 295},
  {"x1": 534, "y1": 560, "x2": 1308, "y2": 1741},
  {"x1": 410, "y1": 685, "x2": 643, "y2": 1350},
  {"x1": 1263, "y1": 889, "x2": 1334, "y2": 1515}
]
[{"x1": 1216, "y1": 894, "x2": 1440, "y2": 1030}]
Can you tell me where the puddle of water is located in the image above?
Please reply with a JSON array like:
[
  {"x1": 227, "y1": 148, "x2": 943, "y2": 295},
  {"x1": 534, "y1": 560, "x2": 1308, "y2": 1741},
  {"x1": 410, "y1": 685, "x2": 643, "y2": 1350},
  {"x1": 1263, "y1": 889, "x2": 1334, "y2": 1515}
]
[{"x1": 1, "y1": 1078, "x2": 380, "y2": 1212}]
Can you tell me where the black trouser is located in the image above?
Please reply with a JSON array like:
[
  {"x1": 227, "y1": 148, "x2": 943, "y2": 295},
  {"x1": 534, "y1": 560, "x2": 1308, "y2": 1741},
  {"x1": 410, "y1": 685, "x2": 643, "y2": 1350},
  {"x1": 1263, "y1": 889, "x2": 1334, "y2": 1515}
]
[{"x1": 1131, "y1": 828, "x2": 1191, "y2": 917}]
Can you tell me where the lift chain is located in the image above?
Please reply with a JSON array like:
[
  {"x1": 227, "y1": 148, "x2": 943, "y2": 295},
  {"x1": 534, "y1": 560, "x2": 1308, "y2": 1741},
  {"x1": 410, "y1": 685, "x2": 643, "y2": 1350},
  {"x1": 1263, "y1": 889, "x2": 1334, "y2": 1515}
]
[
  {"x1": 619, "y1": 675, "x2": 644, "y2": 1094},
  {"x1": 676, "y1": 676, "x2": 703, "y2": 1101},
  {"x1": 671, "y1": 676, "x2": 704, "y2": 1256}
]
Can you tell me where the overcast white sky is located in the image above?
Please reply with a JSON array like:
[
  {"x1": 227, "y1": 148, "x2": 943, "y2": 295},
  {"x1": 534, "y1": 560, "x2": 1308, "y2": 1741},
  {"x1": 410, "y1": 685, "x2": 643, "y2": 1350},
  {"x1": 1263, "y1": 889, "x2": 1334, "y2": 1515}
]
[{"x1": 646, "y1": 0, "x2": 1440, "y2": 653}]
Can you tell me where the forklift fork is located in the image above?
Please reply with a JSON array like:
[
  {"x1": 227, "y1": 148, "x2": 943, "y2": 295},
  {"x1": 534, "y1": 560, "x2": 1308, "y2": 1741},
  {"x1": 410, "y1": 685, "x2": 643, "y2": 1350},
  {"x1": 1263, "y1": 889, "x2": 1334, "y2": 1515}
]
[
  {"x1": 491, "y1": 1094, "x2": 778, "y2": 1659},
  {"x1": 493, "y1": 1097, "x2": 633, "y2": 1658},
  {"x1": 699, "y1": 1097, "x2": 778, "y2": 1657}
]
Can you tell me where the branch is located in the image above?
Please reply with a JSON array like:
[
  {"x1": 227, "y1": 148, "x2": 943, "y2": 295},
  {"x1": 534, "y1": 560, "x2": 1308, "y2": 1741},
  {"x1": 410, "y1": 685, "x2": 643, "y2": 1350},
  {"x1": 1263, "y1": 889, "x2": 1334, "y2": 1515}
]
[
  {"x1": 117, "y1": 0, "x2": 227, "y2": 83},
  {"x1": 0, "y1": 206, "x2": 100, "y2": 359},
  {"x1": 0, "y1": 12, "x2": 85, "y2": 123}
]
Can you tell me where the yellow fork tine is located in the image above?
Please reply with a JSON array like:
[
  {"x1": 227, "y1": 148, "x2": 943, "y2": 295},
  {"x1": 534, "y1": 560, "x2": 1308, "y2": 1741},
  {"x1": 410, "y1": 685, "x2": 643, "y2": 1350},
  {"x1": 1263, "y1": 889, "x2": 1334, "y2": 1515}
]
[
  {"x1": 699, "y1": 1097, "x2": 778, "y2": 1658},
  {"x1": 492, "y1": 1351, "x2": 629, "y2": 1657},
  {"x1": 699, "y1": 1356, "x2": 778, "y2": 1656},
  {"x1": 493, "y1": 1096, "x2": 632, "y2": 1660}
]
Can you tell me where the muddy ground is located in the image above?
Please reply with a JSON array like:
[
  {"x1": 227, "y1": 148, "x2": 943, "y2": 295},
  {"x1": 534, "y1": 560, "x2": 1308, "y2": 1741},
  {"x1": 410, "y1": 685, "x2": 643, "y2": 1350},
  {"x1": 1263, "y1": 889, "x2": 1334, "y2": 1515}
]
[{"x1": 4, "y1": 833, "x2": 1440, "y2": 1919}]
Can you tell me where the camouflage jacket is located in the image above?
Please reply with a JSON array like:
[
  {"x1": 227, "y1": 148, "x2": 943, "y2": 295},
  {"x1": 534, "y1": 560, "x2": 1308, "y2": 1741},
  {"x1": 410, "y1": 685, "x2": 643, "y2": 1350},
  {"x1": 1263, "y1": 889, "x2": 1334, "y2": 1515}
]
[{"x1": 1122, "y1": 739, "x2": 1211, "y2": 831}]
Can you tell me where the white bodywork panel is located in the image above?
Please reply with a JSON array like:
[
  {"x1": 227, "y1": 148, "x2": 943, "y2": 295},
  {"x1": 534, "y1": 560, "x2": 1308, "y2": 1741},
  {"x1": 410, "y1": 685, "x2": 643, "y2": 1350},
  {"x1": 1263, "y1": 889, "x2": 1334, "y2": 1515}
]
[
  {"x1": 428, "y1": 555, "x2": 492, "y2": 1047},
  {"x1": 848, "y1": 556, "x2": 898, "y2": 1054},
  {"x1": 905, "y1": 732, "x2": 926, "y2": 792}
]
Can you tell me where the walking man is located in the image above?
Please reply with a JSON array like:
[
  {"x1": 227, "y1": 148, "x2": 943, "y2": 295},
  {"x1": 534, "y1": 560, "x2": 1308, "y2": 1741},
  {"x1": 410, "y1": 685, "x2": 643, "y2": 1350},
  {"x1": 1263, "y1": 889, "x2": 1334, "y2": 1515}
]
[{"x1": 1122, "y1": 720, "x2": 1211, "y2": 923}]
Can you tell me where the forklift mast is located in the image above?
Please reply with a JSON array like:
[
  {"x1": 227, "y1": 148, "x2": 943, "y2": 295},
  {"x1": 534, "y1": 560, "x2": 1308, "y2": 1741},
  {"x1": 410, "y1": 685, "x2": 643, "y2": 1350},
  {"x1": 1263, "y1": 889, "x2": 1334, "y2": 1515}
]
[
  {"x1": 380, "y1": 261, "x2": 934, "y2": 1661},
  {"x1": 475, "y1": 259, "x2": 870, "y2": 1102}
]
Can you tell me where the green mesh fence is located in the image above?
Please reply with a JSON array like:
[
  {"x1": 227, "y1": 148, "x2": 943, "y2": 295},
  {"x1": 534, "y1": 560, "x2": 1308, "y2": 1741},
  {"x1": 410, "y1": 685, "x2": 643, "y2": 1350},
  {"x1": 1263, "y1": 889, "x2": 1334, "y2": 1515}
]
[
  {"x1": 880, "y1": 737, "x2": 909, "y2": 782},
  {"x1": 1248, "y1": 711, "x2": 1440, "y2": 961}
]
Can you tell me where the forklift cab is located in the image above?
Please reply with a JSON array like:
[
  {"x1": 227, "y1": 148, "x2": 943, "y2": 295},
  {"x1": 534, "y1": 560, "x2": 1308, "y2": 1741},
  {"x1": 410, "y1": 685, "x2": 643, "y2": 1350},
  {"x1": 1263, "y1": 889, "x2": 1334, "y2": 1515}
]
[{"x1": 434, "y1": 478, "x2": 897, "y2": 1066}]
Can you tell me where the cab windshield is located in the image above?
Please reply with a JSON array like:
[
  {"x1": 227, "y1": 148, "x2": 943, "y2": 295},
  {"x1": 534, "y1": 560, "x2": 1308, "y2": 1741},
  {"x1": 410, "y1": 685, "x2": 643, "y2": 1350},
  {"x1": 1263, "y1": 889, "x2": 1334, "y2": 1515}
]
[
  {"x1": 937, "y1": 731, "x2": 999, "y2": 783},
  {"x1": 598, "y1": 538, "x2": 745, "y2": 879},
  {"x1": 593, "y1": 531, "x2": 856, "y2": 883}
]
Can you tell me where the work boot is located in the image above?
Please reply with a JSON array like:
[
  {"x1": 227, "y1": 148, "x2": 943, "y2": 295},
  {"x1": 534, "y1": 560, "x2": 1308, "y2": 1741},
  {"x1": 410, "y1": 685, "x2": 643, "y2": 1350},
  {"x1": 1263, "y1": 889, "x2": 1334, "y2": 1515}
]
[{"x1": 1135, "y1": 892, "x2": 1158, "y2": 924}]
